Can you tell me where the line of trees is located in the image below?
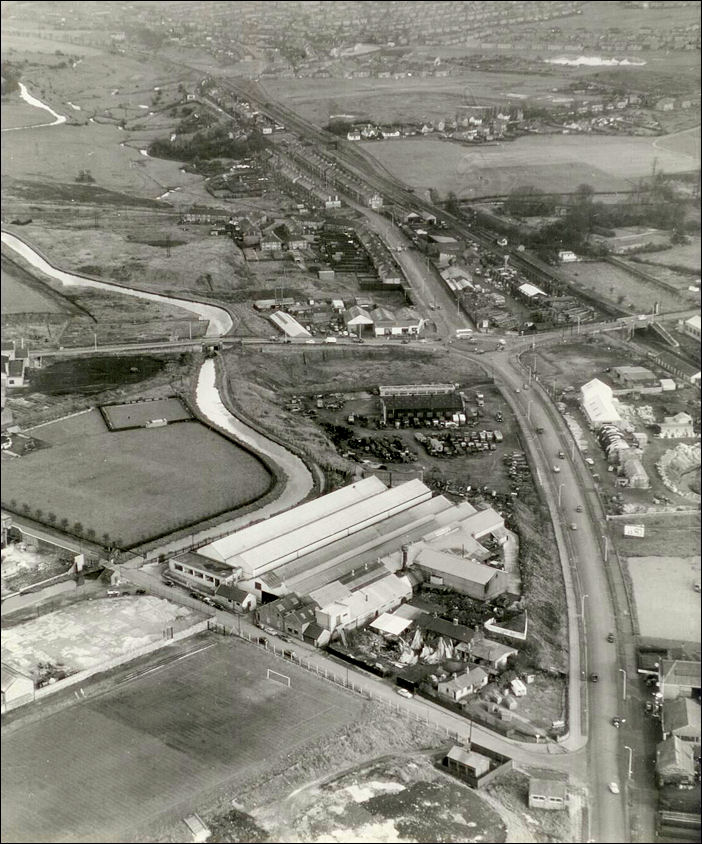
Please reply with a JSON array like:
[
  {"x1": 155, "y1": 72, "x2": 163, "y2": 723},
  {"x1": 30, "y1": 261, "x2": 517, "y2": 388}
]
[{"x1": 148, "y1": 125, "x2": 268, "y2": 163}]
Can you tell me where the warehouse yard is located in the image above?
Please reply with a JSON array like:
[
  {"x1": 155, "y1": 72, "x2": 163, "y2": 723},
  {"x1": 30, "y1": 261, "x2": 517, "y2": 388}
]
[{"x1": 0, "y1": 637, "x2": 364, "y2": 844}]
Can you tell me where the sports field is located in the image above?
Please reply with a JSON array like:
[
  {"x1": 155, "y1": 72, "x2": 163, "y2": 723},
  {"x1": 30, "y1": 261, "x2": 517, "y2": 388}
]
[
  {"x1": 101, "y1": 397, "x2": 192, "y2": 430},
  {"x1": 1, "y1": 409, "x2": 272, "y2": 547},
  {"x1": 360, "y1": 132, "x2": 700, "y2": 198},
  {"x1": 0, "y1": 637, "x2": 363, "y2": 843},
  {"x1": 626, "y1": 555, "x2": 701, "y2": 642}
]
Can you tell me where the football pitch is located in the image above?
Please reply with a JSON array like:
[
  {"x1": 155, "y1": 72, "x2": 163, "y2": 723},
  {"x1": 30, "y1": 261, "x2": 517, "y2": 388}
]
[{"x1": 1, "y1": 637, "x2": 363, "y2": 843}]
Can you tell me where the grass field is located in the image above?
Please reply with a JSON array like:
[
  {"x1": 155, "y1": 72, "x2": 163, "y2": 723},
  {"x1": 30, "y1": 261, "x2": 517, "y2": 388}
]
[
  {"x1": 1, "y1": 409, "x2": 272, "y2": 548},
  {"x1": 0, "y1": 637, "x2": 363, "y2": 843},
  {"x1": 654, "y1": 126, "x2": 701, "y2": 159},
  {"x1": 359, "y1": 132, "x2": 700, "y2": 198},
  {"x1": 101, "y1": 397, "x2": 192, "y2": 430},
  {"x1": 1, "y1": 259, "x2": 72, "y2": 315},
  {"x1": 614, "y1": 513, "x2": 700, "y2": 558},
  {"x1": 635, "y1": 237, "x2": 702, "y2": 273},
  {"x1": 0, "y1": 100, "x2": 53, "y2": 130},
  {"x1": 559, "y1": 260, "x2": 689, "y2": 314},
  {"x1": 625, "y1": 555, "x2": 701, "y2": 642}
]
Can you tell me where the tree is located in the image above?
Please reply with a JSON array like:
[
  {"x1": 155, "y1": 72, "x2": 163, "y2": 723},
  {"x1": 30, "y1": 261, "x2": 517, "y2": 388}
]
[
  {"x1": 47, "y1": 512, "x2": 57, "y2": 525},
  {"x1": 60, "y1": 517, "x2": 69, "y2": 530},
  {"x1": 35, "y1": 508, "x2": 44, "y2": 522},
  {"x1": 102, "y1": 533, "x2": 111, "y2": 547},
  {"x1": 72, "y1": 522, "x2": 84, "y2": 537},
  {"x1": 86, "y1": 528, "x2": 96, "y2": 541},
  {"x1": 445, "y1": 191, "x2": 460, "y2": 215}
]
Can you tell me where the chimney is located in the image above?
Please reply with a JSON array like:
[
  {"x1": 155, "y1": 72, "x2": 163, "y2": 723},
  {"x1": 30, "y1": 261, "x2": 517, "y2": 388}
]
[{"x1": 401, "y1": 544, "x2": 409, "y2": 571}]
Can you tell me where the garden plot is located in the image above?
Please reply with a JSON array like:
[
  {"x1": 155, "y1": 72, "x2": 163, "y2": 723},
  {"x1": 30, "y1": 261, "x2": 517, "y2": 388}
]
[
  {"x1": 626, "y1": 555, "x2": 701, "y2": 642},
  {"x1": 1, "y1": 595, "x2": 202, "y2": 678}
]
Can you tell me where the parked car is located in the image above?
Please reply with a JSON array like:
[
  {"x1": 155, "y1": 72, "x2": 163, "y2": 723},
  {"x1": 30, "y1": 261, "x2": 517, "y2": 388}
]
[
  {"x1": 585, "y1": 457, "x2": 595, "y2": 465},
  {"x1": 590, "y1": 673, "x2": 599, "y2": 682},
  {"x1": 396, "y1": 688, "x2": 413, "y2": 699},
  {"x1": 576, "y1": 505, "x2": 583, "y2": 512},
  {"x1": 569, "y1": 523, "x2": 578, "y2": 531},
  {"x1": 553, "y1": 466, "x2": 561, "y2": 473},
  {"x1": 609, "y1": 782, "x2": 620, "y2": 795},
  {"x1": 607, "y1": 632, "x2": 615, "y2": 643}
]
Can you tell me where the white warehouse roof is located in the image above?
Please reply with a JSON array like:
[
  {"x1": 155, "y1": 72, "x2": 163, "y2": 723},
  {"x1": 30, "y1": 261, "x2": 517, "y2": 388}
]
[
  {"x1": 518, "y1": 282, "x2": 547, "y2": 298},
  {"x1": 269, "y1": 311, "x2": 311, "y2": 338},
  {"x1": 580, "y1": 378, "x2": 621, "y2": 426},
  {"x1": 212, "y1": 479, "x2": 432, "y2": 579},
  {"x1": 415, "y1": 548, "x2": 497, "y2": 584},
  {"x1": 200, "y1": 476, "x2": 387, "y2": 566}
]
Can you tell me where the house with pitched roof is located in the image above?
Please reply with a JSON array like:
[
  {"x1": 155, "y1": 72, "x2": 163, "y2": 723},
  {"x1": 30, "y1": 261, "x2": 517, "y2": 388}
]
[
  {"x1": 437, "y1": 666, "x2": 488, "y2": 701},
  {"x1": 662, "y1": 698, "x2": 702, "y2": 742},
  {"x1": 656, "y1": 736, "x2": 697, "y2": 787},
  {"x1": 659, "y1": 660, "x2": 701, "y2": 700}
]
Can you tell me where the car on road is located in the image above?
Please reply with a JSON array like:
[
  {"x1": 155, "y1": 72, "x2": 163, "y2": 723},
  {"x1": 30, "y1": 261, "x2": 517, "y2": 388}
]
[
  {"x1": 257, "y1": 636, "x2": 269, "y2": 648},
  {"x1": 305, "y1": 339, "x2": 316, "y2": 344},
  {"x1": 553, "y1": 465, "x2": 561, "y2": 473},
  {"x1": 607, "y1": 632, "x2": 615, "y2": 643},
  {"x1": 569, "y1": 523, "x2": 578, "y2": 531},
  {"x1": 396, "y1": 688, "x2": 413, "y2": 699},
  {"x1": 612, "y1": 716, "x2": 626, "y2": 728},
  {"x1": 515, "y1": 388, "x2": 520, "y2": 393},
  {"x1": 609, "y1": 782, "x2": 620, "y2": 795},
  {"x1": 496, "y1": 237, "x2": 508, "y2": 247},
  {"x1": 694, "y1": 583, "x2": 701, "y2": 593},
  {"x1": 590, "y1": 673, "x2": 599, "y2": 682},
  {"x1": 535, "y1": 426, "x2": 544, "y2": 434},
  {"x1": 576, "y1": 505, "x2": 583, "y2": 512},
  {"x1": 585, "y1": 457, "x2": 595, "y2": 465}
]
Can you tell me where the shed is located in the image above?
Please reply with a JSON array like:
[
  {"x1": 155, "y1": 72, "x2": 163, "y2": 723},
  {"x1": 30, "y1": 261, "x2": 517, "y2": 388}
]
[
  {"x1": 214, "y1": 583, "x2": 256, "y2": 612},
  {"x1": 370, "y1": 612, "x2": 413, "y2": 637},
  {"x1": 528, "y1": 776, "x2": 568, "y2": 811},
  {"x1": 446, "y1": 744, "x2": 490, "y2": 778},
  {"x1": 1, "y1": 664, "x2": 34, "y2": 713}
]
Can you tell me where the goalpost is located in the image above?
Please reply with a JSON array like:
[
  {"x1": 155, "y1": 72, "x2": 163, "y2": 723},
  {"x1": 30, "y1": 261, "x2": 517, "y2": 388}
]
[{"x1": 266, "y1": 668, "x2": 291, "y2": 687}]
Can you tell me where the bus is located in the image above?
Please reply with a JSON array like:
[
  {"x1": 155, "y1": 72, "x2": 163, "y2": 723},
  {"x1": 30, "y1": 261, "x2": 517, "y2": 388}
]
[{"x1": 455, "y1": 328, "x2": 473, "y2": 338}]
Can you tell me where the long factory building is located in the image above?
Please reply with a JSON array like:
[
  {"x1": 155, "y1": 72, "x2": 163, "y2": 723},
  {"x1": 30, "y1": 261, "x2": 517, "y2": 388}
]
[{"x1": 172, "y1": 477, "x2": 508, "y2": 614}]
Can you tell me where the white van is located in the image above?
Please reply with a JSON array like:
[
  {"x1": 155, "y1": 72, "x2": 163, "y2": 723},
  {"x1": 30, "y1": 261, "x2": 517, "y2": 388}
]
[{"x1": 324, "y1": 336, "x2": 337, "y2": 344}]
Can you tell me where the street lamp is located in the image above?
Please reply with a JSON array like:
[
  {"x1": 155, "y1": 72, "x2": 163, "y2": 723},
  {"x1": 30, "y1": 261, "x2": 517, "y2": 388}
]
[
  {"x1": 558, "y1": 483, "x2": 564, "y2": 508},
  {"x1": 581, "y1": 593, "x2": 588, "y2": 618},
  {"x1": 619, "y1": 668, "x2": 627, "y2": 701},
  {"x1": 527, "y1": 400, "x2": 532, "y2": 423},
  {"x1": 602, "y1": 535, "x2": 609, "y2": 562},
  {"x1": 624, "y1": 745, "x2": 633, "y2": 779}
]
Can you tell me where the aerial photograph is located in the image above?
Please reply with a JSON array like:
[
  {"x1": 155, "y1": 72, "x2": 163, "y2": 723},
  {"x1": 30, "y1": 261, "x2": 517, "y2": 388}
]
[{"x1": 1, "y1": 1, "x2": 700, "y2": 842}]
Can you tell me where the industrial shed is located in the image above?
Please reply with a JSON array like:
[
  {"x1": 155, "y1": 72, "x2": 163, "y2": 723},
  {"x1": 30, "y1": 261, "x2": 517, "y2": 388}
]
[
  {"x1": 580, "y1": 379, "x2": 622, "y2": 427},
  {"x1": 269, "y1": 311, "x2": 311, "y2": 338},
  {"x1": 413, "y1": 548, "x2": 507, "y2": 600}
]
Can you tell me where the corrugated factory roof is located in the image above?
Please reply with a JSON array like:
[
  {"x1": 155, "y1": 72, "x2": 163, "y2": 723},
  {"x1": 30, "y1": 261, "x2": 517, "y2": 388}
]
[
  {"x1": 415, "y1": 548, "x2": 497, "y2": 584},
  {"x1": 229, "y1": 479, "x2": 432, "y2": 578},
  {"x1": 200, "y1": 477, "x2": 387, "y2": 565}
]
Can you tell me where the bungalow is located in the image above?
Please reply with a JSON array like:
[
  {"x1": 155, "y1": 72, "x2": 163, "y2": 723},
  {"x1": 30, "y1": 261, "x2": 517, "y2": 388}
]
[
  {"x1": 659, "y1": 659, "x2": 701, "y2": 700},
  {"x1": 261, "y1": 230, "x2": 284, "y2": 252},
  {"x1": 656, "y1": 736, "x2": 697, "y2": 788},
  {"x1": 662, "y1": 697, "x2": 702, "y2": 743},
  {"x1": 169, "y1": 552, "x2": 236, "y2": 593},
  {"x1": 214, "y1": 583, "x2": 256, "y2": 613},
  {"x1": 437, "y1": 666, "x2": 488, "y2": 701},
  {"x1": 347, "y1": 130, "x2": 361, "y2": 141},
  {"x1": 458, "y1": 636, "x2": 517, "y2": 671}
]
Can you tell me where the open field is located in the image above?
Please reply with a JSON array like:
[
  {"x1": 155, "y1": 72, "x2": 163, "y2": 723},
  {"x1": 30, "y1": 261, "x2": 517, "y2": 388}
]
[
  {"x1": 249, "y1": 754, "x2": 506, "y2": 844},
  {"x1": 1, "y1": 256, "x2": 73, "y2": 315},
  {"x1": 0, "y1": 637, "x2": 363, "y2": 844},
  {"x1": 1, "y1": 409, "x2": 272, "y2": 548},
  {"x1": 101, "y1": 397, "x2": 192, "y2": 430},
  {"x1": 4, "y1": 220, "x2": 249, "y2": 302},
  {"x1": 613, "y1": 513, "x2": 700, "y2": 558},
  {"x1": 654, "y1": 126, "x2": 701, "y2": 159},
  {"x1": 634, "y1": 237, "x2": 702, "y2": 273},
  {"x1": 269, "y1": 69, "x2": 579, "y2": 126},
  {"x1": 0, "y1": 100, "x2": 53, "y2": 130},
  {"x1": 625, "y1": 555, "x2": 701, "y2": 642},
  {"x1": 520, "y1": 339, "x2": 642, "y2": 391},
  {"x1": 560, "y1": 260, "x2": 691, "y2": 315},
  {"x1": 359, "y1": 132, "x2": 700, "y2": 199},
  {"x1": 1, "y1": 595, "x2": 203, "y2": 677}
]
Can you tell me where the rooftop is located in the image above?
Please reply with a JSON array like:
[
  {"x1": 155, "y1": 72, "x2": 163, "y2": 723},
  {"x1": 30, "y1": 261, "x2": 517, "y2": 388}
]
[{"x1": 415, "y1": 548, "x2": 497, "y2": 585}]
